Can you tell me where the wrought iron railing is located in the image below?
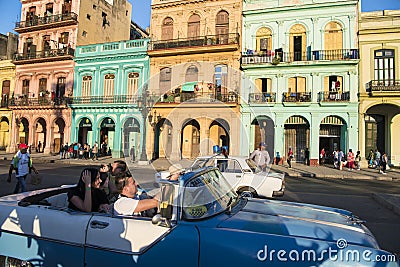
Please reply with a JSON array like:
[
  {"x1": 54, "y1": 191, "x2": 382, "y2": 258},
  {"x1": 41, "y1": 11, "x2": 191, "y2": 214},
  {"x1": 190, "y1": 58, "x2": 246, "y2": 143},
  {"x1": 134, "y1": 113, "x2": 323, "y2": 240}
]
[
  {"x1": 282, "y1": 92, "x2": 312, "y2": 102},
  {"x1": 157, "y1": 92, "x2": 238, "y2": 104},
  {"x1": 366, "y1": 80, "x2": 400, "y2": 92},
  {"x1": 9, "y1": 97, "x2": 68, "y2": 107},
  {"x1": 149, "y1": 33, "x2": 240, "y2": 50},
  {"x1": 242, "y1": 49, "x2": 359, "y2": 64},
  {"x1": 68, "y1": 95, "x2": 139, "y2": 104},
  {"x1": 15, "y1": 12, "x2": 78, "y2": 29},
  {"x1": 318, "y1": 91, "x2": 350, "y2": 102},
  {"x1": 14, "y1": 47, "x2": 74, "y2": 61},
  {"x1": 248, "y1": 93, "x2": 276, "y2": 103}
]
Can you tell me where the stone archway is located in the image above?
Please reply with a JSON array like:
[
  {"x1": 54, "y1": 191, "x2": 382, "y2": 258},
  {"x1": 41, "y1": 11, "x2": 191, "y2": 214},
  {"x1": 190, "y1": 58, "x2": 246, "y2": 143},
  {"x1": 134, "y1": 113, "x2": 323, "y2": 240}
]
[
  {"x1": 251, "y1": 115, "x2": 274, "y2": 160},
  {"x1": 181, "y1": 119, "x2": 201, "y2": 159},
  {"x1": 284, "y1": 115, "x2": 310, "y2": 162},
  {"x1": 53, "y1": 117, "x2": 65, "y2": 153},
  {"x1": 0, "y1": 117, "x2": 10, "y2": 151},
  {"x1": 319, "y1": 115, "x2": 347, "y2": 163},
  {"x1": 34, "y1": 118, "x2": 46, "y2": 153}
]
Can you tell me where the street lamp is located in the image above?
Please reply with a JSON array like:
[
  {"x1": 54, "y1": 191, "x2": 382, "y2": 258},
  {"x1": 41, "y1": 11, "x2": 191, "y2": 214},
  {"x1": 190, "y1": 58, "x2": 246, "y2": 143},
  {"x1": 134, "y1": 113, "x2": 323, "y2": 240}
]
[
  {"x1": 137, "y1": 85, "x2": 154, "y2": 163},
  {"x1": 148, "y1": 109, "x2": 162, "y2": 160}
]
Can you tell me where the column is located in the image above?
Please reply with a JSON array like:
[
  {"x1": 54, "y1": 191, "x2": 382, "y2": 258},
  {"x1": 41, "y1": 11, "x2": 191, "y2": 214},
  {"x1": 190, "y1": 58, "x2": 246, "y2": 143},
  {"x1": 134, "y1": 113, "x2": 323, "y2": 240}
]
[
  {"x1": 169, "y1": 128, "x2": 181, "y2": 161},
  {"x1": 309, "y1": 114, "x2": 320, "y2": 166},
  {"x1": 113, "y1": 123, "x2": 122, "y2": 158},
  {"x1": 274, "y1": 114, "x2": 285, "y2": 160},
  {"x1": 240, "y1": 112, "x2": 251, "y2": 156},
  {"x1": 9, "y1": 113, "x2": 19, "y2": 153},
  {"x1": 44, "y1": 119, "x2": 52, "y2": 154}
]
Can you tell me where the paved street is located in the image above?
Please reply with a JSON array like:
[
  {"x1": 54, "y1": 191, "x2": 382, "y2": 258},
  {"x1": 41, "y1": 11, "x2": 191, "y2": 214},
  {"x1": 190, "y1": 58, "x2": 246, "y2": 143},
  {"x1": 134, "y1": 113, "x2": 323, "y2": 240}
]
[{"x1": 0, "y1": 157, "x2": 399, "y2": 255}]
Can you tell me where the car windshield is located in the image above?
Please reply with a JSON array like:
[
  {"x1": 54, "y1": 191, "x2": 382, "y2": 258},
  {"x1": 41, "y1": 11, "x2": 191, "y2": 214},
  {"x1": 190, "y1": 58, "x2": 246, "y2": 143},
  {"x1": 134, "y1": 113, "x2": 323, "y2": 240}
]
[
  {"x1": 182, "y1": 168, "x2": 237, "y2": 220},
  {"x1": 190, "y1": 158, "x2": 214, "y2": 170},
  {"x1": 245, "y1": 159, "x2": 263, "y2": 174}
]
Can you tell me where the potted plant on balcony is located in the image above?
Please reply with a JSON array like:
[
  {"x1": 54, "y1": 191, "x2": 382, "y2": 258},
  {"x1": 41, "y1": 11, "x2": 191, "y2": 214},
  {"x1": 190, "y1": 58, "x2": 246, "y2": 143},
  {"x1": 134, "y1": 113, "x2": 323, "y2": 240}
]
[{"x1": 271, "y1": 55, "x2": 281, "y2": 65}]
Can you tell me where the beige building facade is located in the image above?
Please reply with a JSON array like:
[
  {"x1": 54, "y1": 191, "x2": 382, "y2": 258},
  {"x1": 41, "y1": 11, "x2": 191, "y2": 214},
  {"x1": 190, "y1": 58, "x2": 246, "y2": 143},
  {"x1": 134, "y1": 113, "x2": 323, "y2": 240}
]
[
  {"x1": 358, "y1": 10, "x2": 400, "y2": 166},
  {"x1": 146, "y1": 0, "x2": 242, "y2": 161},
  {"x1": 0, "y1": 60, "x2": 16, "y2": 152}
]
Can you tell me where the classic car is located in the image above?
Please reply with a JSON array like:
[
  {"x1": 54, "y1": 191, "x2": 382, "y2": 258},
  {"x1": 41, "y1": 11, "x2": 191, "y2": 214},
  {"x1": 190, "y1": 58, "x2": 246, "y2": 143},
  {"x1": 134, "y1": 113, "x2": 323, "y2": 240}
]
[
  {"x1": 0, "y1": 167, "x2": 398, "y2": 267},
  {"x1": 190, "y1": 155, "x2": 285, "y2": 198}
]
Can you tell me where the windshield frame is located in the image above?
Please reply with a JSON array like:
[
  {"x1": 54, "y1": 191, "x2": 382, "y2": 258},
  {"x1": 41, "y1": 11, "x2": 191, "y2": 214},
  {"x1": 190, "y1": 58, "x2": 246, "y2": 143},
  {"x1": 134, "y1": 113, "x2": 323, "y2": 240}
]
[{"x1": 181, "y1": 167, "x2": 237, "y2": 221}]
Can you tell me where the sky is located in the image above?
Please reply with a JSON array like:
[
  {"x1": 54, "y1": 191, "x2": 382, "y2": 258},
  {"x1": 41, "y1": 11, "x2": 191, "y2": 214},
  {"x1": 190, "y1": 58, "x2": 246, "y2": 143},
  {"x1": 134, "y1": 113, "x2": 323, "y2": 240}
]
[{"x1": 0, "y1": 0, "x2": 399, "y2": 35}]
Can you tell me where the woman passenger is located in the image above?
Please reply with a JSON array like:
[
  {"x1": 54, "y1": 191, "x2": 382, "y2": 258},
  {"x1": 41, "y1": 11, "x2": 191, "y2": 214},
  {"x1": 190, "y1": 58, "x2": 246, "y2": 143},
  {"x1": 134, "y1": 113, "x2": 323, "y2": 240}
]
[{"x1": 68, "y1": 168, "x2": 110, "y2": 212}]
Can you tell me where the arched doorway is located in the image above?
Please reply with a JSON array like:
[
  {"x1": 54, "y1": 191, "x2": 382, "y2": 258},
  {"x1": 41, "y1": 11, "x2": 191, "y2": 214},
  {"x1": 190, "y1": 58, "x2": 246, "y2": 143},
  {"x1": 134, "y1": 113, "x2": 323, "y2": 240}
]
[
  {"x1": 123, "y1": 117, "x2": 141, "y2": 160},
  {"x1": 78, "y1": 117, "x2": 93, "y2": 145},
  {"x1": 209, "y1": 119, "x2": 230, "y2": 153},
  {"x1": 319, "y1": 116, "x2": 347, "y2": 163},
  {"x1": 252, "y1": 116, "x2": 274, "y2": 159},
  {"x1": 53, "y1": 117, "x2": 65, "y2": 153},
  {"x1": 0, "y1": 117, "x2": 10, "y2": 150},
  {"x1": 152, "y1": 118, "x2": 172, "y2": 160},
  {"x1": 35, "y1": 118, "x2": 46, "y2": 153},
  {"x1": 100, "y1": 117, "x2": 116, "y2": 155},
  {"x1": 18, "y1": 117, "x2": 29, "y2": 145},
  {"x1": 284, "y1": 115, "x2": 310, "y2": 162},
  {"x1": 181, "y1": 119, "x2": 201, "y2": 159}
]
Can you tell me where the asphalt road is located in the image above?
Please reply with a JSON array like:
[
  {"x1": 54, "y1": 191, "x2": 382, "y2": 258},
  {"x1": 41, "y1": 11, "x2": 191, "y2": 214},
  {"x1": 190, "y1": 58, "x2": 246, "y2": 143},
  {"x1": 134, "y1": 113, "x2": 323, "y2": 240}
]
[{"x1": 0, "y1": 160, "x2": 399, "y2": 255}]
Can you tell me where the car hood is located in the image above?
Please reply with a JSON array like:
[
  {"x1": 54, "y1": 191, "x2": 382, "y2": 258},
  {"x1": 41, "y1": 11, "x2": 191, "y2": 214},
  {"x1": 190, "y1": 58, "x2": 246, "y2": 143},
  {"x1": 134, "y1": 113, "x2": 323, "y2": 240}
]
[{"x1": 217, "y1": 198, "x2": 379, "y2": 249}]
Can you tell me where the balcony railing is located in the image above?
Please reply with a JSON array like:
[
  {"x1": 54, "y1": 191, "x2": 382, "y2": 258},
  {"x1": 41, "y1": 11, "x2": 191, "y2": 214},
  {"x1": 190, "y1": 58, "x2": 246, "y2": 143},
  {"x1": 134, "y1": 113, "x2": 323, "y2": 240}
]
[
  {"x1": 68, "y1": 95, "x2": 139, "y2": 104},
  {"x1": 366, "y1": 80, "x2": 400, "y2": 93},
  {"x1": 242, "y1": 49, "x2": 359, "y2": 64},
  {"x1": 9, "y1": 97, "x2": 68, "y2": 107},
  {"x1": 318, "y1": 91, "x2": 350, "y2": 102},
  {"x1": 157, "y1": 92, "x2": 238, "y2": 104},
  {"x1": 149, "y1": 33, "x2": 239, "y2": 50},
  {"x1": 15, "y1": 12, "x2": 78, "y2": 31},
  {"x1": 248, "y1": 93, "x2": 276, "y2": 103},
  {"x1": 282, "y1": 92, "x2": 311, "y2": 102},
  {"x1": 13, "y1": 47, "x2": 74, "y2": 62}
]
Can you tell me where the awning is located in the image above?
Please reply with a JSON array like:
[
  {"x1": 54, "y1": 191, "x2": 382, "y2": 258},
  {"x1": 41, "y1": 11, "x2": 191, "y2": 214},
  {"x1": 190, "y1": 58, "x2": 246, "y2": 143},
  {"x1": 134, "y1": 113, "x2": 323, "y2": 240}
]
[{"x1": 181, "y1": 82, "x2": 198, "y2": 92}]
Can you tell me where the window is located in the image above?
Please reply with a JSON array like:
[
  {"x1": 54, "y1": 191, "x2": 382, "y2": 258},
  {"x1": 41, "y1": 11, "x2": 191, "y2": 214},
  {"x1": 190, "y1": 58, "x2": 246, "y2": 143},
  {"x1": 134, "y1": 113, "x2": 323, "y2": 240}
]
[
  {"x1": 160, "y1": 68, "x2": 171, "y2": 92},
  {"x1": 39, "y1": 78, "x2": 47, "y2": 93},
  {"x1": 289, "y1": 24, "x2": 307, "y2": 61},
  {"x1": 127, "y1": 72, "x2": 139, "y2": 96},
  {"x1": 185, "y1": 66, "x2": 198, "y2": 82},
  {"x1": 82, "y1": 31, "x2": 87, "y2": 37},
  {"x1": 162, "y1": 17, "x2": 173, "y2": 40},
  {"x1": 56, "y1": 77, "x2": 66, "y2": 98},
  {"x1": 374, "y1": 49, "x2": 395, "y2": 85},
  {"x1": 1, "y1": 80, "x2": 10, "y2": 107},
  {"x1": 59, "y1": 32, "x2": 69, "y2": 47},
  {"x1": 288, "y1": 77, "x2": 306, "y2": 93},
  {"x1": 104, "y1": 74, "x2": 115, "y2": 96},
  {"x1": 22, "y1": 79, "x2": 30, "y2": 96},
  {"x1": 42, "y1": 35, "x2": 51, "y2": 51},
  {"x1": 256, "y1": 27, "x2": 272, "y2": 52},
  {"x1": 188, "y1": 14, "x2": 200, "y2": 39},
  {"x1": 324, "y1": 22, "x2": 343, "y2": 51},
  {"x1": 214, "y1": 65, "x2": 228, "y2": 94},
  {"x1": 82, "y1": 76, "x2": 92, "y2": 97},
  {"x1": 216, "y1": 11, "x2": 229, "y2": 44},
  {"x1": 255, "y1": 78, "x2": 272, "y2": 93}
]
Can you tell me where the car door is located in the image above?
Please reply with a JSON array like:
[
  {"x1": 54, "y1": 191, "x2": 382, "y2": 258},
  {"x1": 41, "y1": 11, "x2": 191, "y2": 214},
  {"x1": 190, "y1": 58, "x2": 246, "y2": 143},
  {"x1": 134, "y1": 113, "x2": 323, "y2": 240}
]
[
  {"x1": 217, "y1": 159, "x2": 243, "y2": 190},
  {"x1": 84, "y1": 214, "x2": 200, "y2": 266}
]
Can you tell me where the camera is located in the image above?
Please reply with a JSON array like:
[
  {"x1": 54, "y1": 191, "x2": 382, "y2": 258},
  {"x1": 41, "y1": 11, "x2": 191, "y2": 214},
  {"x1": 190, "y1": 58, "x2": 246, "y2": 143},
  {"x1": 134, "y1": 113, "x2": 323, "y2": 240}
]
[{"x1": 101, "y1": 163, "x2": 112, "y2": 172}]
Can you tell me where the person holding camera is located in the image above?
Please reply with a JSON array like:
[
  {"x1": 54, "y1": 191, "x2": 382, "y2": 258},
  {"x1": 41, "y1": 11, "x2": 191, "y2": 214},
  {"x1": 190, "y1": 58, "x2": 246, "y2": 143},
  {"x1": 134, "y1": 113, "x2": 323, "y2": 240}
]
[{"x1": 99, "y1": 160, "x2": 128, "y2": 202}]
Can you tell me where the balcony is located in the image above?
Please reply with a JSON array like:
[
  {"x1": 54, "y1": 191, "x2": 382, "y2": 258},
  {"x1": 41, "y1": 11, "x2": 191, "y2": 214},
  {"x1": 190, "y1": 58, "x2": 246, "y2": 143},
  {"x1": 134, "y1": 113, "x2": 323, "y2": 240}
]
[
  {"x1": 248, "y1": 93, "x2": 276, "y2": 103},
  {"x1": 13, "y1": 47, "x2": 75, "y2": 65},
  {"x1": 366, "y1": 80, "x2": 400, "y2": 96},
  {"x1": 68, "y1": 95, "x2": 139, "y2": 105},
  {"x1": 318, "y1": 91, "x2": 350, "y2": 103},
  {"x1": 15, "y1": 13, "x2": 78, "y2": 33},
  {"x1": 9, "y1": 97, "x2": 68, "y2": 107},
  {"x1": 282, "y1": 92, "x2": 311, "y2": 103},
  {"x1": 148, "y1": 33, "x2": 240, "y2": 56},
  {"x1": 241, "y1": 49, "x2": 359, "y2": 65},
  {"x1": 157, "y1": 92, "x2": 238, "y2": 104}
]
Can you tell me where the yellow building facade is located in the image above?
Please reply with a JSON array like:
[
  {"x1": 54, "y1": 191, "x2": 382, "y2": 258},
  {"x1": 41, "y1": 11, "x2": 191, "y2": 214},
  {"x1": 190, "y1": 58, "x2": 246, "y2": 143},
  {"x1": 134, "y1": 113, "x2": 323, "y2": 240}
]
[
  {"x1": 0, "y1": 60, "x2": 16, "y2": 152},
  {"x1": 146, "y1": 0, "x2": 242, "y2": 161},
  {"x1": 359, "y1": 10, "x2": 400, "y2": 166}
]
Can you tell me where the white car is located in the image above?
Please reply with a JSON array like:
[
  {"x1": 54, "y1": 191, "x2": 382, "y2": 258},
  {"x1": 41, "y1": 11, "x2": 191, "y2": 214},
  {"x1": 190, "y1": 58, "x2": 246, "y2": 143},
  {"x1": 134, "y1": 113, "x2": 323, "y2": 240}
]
[{"x1": 157, "y1": 156, "x2": 285, "y2": 198}]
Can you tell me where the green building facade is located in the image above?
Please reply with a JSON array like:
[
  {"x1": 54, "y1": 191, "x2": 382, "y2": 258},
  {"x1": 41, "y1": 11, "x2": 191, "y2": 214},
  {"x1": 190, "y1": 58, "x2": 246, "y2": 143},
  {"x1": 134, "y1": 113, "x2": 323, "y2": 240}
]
[
  {"x1": 71, "y1": 39, "x2": 150, "y2": 158},
  {"x1": 240, "y1": 0, "x2": 359, "y2": 165}
]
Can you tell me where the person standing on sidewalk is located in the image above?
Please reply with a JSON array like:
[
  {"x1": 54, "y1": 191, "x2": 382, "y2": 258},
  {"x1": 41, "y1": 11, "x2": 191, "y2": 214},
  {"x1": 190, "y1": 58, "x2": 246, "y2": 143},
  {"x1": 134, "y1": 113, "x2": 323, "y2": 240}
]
[
  {"x1": 287, "y1": 147, "x2": 294, "y2": 169},
  {"x1": 11, "y1": 143, "x2": 39, "y2": 194},
  {"x1": 92, "y1": 142, "x2": 98, "y2": 161},
  {"x1": 305, "y1": 148, "x2": 310, "y2": 166},
  {"x1": 347, "y1": 149, "x2": 355, "y2": 170},
  {"x1": 337, "y1": 149, "x2": 344, "y2": 170},
  {"x1": 319, "y1": 148, "x2": 325, "y2": 165},
  {"x1": 354, "y1": 151, "x2": 361, "y2": 170}
]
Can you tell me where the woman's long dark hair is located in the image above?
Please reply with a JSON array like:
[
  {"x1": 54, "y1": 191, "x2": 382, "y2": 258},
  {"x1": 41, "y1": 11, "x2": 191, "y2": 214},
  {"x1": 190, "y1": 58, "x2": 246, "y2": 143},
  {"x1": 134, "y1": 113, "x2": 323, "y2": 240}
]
[{"x1": 77, "y1": 168, "x2": 99, "y2": 192}]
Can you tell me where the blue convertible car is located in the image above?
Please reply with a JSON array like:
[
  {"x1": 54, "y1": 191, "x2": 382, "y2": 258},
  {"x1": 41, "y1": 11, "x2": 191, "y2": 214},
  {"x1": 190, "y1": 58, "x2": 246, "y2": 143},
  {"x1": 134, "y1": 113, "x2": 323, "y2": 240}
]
[{"x1": 0, "y1": 167, "x2": 398, "y2": 266}]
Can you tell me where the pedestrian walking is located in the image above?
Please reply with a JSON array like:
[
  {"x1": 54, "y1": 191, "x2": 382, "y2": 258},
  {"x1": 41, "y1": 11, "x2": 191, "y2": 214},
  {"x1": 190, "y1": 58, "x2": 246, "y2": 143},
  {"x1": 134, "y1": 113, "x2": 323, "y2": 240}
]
[
  {"x1": 337, "y1": 149, "x2": 344, "y2": 170},
  {"x1": 11, "y1": 143, "x2": 38, "y2": 193},
  {"x1": 374, "y1": 149, "x2": 381, "y2": 169},
  {"x1": 287, "y1": 147, "x2": 294, "y2": 169},
  {"x1": 367, "y1": 149, "x2": 374, "y2": 167},
  {"x1": 304, "y1": 148, "x2": 310, "y2": 166},
  {"x1": 319, "y1": 148, "x2": 325, "y2": 165},
  {"x1": 250, "y1": 142, "x2": 271, "y2": 171},
  {"x1": 380, "y1": 152, "x2": 388, "y2": 174},
  {"x1": 59, "y1": 144, "x2": 64, "y2": 160},
  {"x1": 275, "y1": 151, "x2": 281, "y2": 165},
  {"x1": 333, "y1": 149, "x2": 338, "y2": 169},
  {"x1": 37, "y1": 141, "x2": 42, "y2": 153},
  {"x1": 347, "y1": 149, "x2": 355, "y2": 170},
  {"x1": 92, "y1": 142, "x2": 98, "y2": 161},
  {"x1": 130, "y1": 145, "x2": 135, "y2": 162}
]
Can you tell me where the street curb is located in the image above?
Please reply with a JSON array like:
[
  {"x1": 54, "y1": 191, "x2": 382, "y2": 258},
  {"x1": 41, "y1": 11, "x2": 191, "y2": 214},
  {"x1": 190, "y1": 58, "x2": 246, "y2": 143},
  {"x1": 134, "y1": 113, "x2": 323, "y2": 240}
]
[
  {"x1": 283, "y1": 172, "x2": 395, "y2": 181},
  {"x1": 371, "y1": 193, "x2": 400, "y2": 216}
]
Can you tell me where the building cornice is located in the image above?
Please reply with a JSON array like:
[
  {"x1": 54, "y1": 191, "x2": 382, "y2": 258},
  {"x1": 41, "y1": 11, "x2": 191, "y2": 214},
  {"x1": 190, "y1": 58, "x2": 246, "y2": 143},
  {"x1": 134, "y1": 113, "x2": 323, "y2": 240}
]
[{"x1": 74, "y1": 53, "x2": 148, "y2": 64}]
